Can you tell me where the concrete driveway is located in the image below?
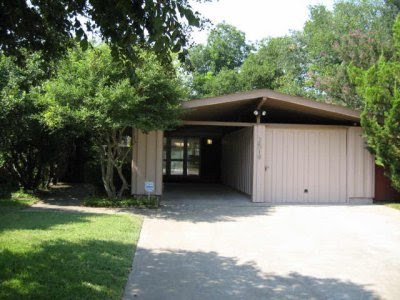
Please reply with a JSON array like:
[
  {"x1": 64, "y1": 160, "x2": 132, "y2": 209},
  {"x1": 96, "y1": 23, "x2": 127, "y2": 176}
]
[{"x1": 124, "y1": 184, "x2": 400, "y2": 300}]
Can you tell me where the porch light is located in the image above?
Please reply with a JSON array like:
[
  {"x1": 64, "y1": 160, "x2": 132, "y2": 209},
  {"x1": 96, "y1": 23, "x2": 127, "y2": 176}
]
[
  {"x1": 207, "y1": 138, "x2": 213, "y2": 145},
  {"x1": 254, "y1": 109, "x2": 267, "y2": 117}
]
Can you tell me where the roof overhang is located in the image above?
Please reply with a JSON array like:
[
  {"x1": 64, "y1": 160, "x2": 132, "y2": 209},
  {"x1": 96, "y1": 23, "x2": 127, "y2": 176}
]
[{"x1": 181, "y1": 89, "x2": 360, "y2": 125}]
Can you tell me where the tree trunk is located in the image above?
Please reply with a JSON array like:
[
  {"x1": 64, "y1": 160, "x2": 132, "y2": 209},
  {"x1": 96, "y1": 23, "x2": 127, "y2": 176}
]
[{"x1": 97, "y1": 128, "x2": 131, "y2": 199}]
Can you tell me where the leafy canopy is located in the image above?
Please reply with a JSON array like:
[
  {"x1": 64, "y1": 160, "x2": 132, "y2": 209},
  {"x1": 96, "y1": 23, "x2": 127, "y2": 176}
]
[
  {"x1": 0, "y1": 52, "x2": 71, "y2": 190},
  {"x1": 349, "y1": 15, "x2": 400, "y2": 191},
  {"x1": 0, "y1": 0, "x2": 206, "y2": 62},
  {"x1": 42, "y1": 44, "x2": 184, "y2": 198},
  {"x1": 185, "y1": 23, "x2": 251, "y2": 98},
  {"x1": 43, "y1": 45, "x2": 183, "y2": 133},
  {"x1": 302, "y1": 0, "x2": 396, "y2": 108}
]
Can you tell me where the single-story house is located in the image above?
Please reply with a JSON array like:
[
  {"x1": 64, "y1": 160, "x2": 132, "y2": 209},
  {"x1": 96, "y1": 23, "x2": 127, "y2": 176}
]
[{"x1": 130, "y1": 89, "x2": 385, "y2": 204}]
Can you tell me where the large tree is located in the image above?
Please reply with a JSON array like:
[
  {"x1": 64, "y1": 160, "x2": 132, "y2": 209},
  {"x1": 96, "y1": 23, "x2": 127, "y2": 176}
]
[
  {"x1": 349, "y1": 15, "x2": 400, "y2": 191},
  {"x1": 0, "y1": 52, "x2": 73, "y2": 190},
  {"x1": 302, "y1": 0, "x2": 396, "y2": 108},
  {"x1": 0, "y1": 0, "x2": 205, "y2": 62},
  {"x1": 43, "y1": 45, "x2": 183, "y2": 198},
  {"x1": 240, "y1": 35, "x2": 314, "y2": 99},
  {"x1": 185, "y1": 23, "x2": 251, "y2": 98}
]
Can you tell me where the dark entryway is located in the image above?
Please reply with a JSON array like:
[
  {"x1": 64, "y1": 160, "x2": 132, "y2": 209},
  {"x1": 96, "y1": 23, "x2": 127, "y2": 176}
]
[
  {"x1": 163, "y1": 125, "x2": 245, "y2": 184},
  {"x1": 163, "y1": 134, "x2": 222, "y2": 183}
]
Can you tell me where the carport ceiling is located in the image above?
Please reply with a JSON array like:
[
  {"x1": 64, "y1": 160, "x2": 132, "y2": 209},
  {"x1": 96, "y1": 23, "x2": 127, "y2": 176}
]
[
  {"x1": 182, "y1": 89, "x2": 360, "y2": 125},
  {"x1": 166, "y1": 125, "x2": 242, "y2": 137}
]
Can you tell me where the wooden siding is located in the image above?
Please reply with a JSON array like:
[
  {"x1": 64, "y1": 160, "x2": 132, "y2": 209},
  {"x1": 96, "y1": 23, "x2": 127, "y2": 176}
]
[
  {"x1": 131, "y1": 129, "x2": 163, "y2": 195},
  {"x1": 347, "y1": 127, "x2": 374, "y2": 200},
  {"x1": 252, "y1": 125, "x2": 266, "y2": 202},
  {"x1": 221, "y1": 127, "x2": 253, "y2": 195},
  {"x1": 264, "y1": 126, "x2": 347, "y2": 203}
]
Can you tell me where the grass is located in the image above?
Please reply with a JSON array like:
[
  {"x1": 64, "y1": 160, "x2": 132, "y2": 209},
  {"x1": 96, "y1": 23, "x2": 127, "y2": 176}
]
[
  {"x1": 0, "y1": 194, "x2": 143, "y2": 299},
  {"x1": 384, "y1": 203, "x2": 400, "y2": 210},
  {"x1": 0, "y1": 190, "x2": 40, "y2": 211},
  {"x1": 83, "y1": 195, "x2": 159, "y2": 208}
]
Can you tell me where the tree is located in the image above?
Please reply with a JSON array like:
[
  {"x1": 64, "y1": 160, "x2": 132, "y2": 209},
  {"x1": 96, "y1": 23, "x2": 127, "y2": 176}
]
[
  {"x1": 43, "y1": 45, "x2": 183, "y2": 198},
  {"x1": 205, "y1": 23, "x2": 252, "y2": 74},
  {"x1": 240, "y1": 35, "x2": 314, "y2": 98},
  {"x1": 349, "y1": 15, "x2": 400, "y2": 191},
  {"x1": 185, "y1": 23, "x2": 251, "y2": 98},
  {"x1": 302, "y1": 0, "x2": 396, "y2": 108},
  {"x1": 192, "y1": 68, "x2": 244, "y2": 97},
  {"x1": 0, "y1": 52, "x2": 73, "y2": 190},
  {"x1": 0, "y1": 0, "x2": 205, "y2": 63}
]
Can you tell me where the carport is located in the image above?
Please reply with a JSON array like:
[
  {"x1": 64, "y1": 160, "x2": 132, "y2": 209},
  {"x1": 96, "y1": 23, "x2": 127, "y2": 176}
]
[{"x1": 131, "y1": 89, "x2": 375, "y2": 204}]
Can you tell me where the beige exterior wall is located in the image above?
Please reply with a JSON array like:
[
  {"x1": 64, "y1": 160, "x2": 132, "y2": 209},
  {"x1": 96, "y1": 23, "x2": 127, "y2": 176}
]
[
  {"x1": 252, "y1": 125, "x2": 266, "y2": 202},
  {"x1": 263, "y1": 126, "x2": 347, "y2": 203},
  {"x1": 221, "y1": 127, "x2": 253, "y2": 195},
  {"x1": 346, "y1": 127, "x2": 375, "y2": 203},
  {"x1": 255, "y1": 125, "x2": 375, "y2": 203},
  {"x1": 129, "y1": 125, "x2": 374, "y2": 204},
  {"x1": 131, "y1": 129, "x2": 163, "y2": 195}
]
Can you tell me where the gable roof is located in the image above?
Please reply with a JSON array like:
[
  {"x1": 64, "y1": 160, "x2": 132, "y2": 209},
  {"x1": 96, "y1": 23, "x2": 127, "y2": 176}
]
[{"x1": 182, "y1": 89, "x2": 360, "y2": 123}]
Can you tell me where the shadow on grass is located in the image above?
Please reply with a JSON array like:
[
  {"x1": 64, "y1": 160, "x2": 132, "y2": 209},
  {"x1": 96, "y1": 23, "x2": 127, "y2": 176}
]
[
  {"x1": 38, "y1": 183, "x2": 96, "y2": 206},
  {"x1": 126, "y1": 249, "x2": 379, "y2": 300},
  {"x1": 0, "y1": 210, "x2": 91, "y2": 232},
  {"x1": 0, "y1": 239, "x2": 134, "y2": 300}
]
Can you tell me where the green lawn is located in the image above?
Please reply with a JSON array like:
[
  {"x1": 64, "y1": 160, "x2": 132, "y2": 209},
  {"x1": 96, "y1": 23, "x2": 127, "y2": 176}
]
[
  {"x1": 385, "y1": 203, "x2": 400, "y2": 210},
  {"x1": 0, "y1": 193, "x2": 143, "y2": 300}
]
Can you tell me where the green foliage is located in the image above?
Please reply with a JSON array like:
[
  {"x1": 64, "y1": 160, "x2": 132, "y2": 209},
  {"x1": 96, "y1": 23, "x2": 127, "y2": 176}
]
[
  {"x1": 0, "y1": 52, "x2": 74, "y2": 190},
  {"x1": 186, "y1": 23, "x2": 252, "y2": 98},
  {"x1": 241, "y1": 36, "x2": 315, "y2": 98},
  {"x1": 385, "y1": 203, "x2": 400, "y2": 210},
  {"x1": 206, "y1": 23, "x2": 252, "y2": 74},
  {"x1": 302, "y1": 0, "x2": 396, "y2": 108},
  {"x1": 191, "y1": 69, "x2": 244, "y2": 98},
  {"x1": 189, "y1": 23, "x2": 251, "y2": 75},
  {"x1": 184, "y1": 1, "x2": 398, "y2": 103},
  {"x1": 42, "y1": 45, "x2": 184, "y2": 198},
  {"x1": 350, "y1": 16, "x2": 400, "y2": 191},
  {"x1": 0, "y1": 189, "x2": 40, "y2": 209},
  {"x1": 43, "y1": 45, "x2": 183, "y2": 133},
  {"x1": 0, "y1": 210, "x2": 142, "y2": 299},
  {"x1": 83, "y1": 196, "x2": 159, "y2": 208},
  {"x1": 0, "y1": 0, "x2": 205, "y2": 63}
]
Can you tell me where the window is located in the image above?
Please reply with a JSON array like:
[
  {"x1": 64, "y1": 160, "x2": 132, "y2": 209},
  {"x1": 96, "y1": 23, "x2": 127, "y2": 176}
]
[
  {"x1": 187, "y1": 138, "x2": 200, "y2": 176},
  {"x1": 163, "y1": 137, "x2": 200, "y2": 177}
]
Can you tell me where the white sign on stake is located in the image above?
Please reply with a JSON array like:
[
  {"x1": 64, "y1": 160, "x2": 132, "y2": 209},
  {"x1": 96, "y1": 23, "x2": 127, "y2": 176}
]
[{"x1": 144, "y1": 181, "x2": 155, "y2": 193}]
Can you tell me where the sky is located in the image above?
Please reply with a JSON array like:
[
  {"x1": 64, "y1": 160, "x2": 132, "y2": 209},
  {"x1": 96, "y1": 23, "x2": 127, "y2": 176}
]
[{"x1": 190, "y1": 0, "x2": 335, "y2": 44}]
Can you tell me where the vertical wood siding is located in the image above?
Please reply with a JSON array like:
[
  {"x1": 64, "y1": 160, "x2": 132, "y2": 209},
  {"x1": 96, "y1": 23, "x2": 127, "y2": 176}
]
[
  {"x1": 347, "y1": 127, "x2": 375, "y2": 200},
  {"x1": 221, "y1": 127, "x2": 253, "y2": 195},
  {"x1": 131, "y1": 129, "x2": 163, "y2": 195},
  {"x1": 264, "y1": 127, "x2": 347, "y2": 203},
  {"x1": 252, "y1": 125, "x2": 266, "y2": 202}
]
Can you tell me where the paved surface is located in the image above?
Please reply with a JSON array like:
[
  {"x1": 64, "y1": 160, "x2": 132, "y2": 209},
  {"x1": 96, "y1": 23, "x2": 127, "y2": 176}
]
[
  {"x1": 124, "y1": 184, "x2": 400, "y2": 300},
  {"x1": 27, "y1": 202, "x2": 123, "y2": 214}
]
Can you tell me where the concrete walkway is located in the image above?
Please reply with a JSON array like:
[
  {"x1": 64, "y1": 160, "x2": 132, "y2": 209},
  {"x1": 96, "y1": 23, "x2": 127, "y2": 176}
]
[
  {"x1": 124, "y1": 184, "x2": 400, "y2": 300},
  {"x1": 26, "y1": 202, "x2": 124, "y2": 214}
]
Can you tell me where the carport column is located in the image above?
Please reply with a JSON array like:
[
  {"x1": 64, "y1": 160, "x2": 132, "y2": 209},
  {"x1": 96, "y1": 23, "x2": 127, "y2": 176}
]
[{"x1": 252, "y1": 125, "x2": 266, "y2": 202}]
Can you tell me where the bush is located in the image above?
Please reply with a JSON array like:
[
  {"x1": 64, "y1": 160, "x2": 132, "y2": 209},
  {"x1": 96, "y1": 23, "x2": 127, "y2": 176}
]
[{"x1": 83, "y1": 195, "x2": 159, "y2": 208}]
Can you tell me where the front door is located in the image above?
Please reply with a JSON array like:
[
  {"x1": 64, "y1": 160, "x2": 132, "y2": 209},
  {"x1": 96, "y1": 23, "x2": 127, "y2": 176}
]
[{"x1": 163, "y1": 137, "x2": 200, "y2": 180}]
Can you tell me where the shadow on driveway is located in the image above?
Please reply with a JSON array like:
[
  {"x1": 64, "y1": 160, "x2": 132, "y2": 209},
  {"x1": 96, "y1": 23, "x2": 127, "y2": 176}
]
[
  {"x1": 124, "y1": 249, "x2": 378, "y2": 300},
  {"x1": 157, "y1": 183, "x2": 275, "y2": 223}
]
